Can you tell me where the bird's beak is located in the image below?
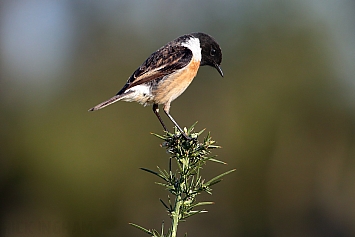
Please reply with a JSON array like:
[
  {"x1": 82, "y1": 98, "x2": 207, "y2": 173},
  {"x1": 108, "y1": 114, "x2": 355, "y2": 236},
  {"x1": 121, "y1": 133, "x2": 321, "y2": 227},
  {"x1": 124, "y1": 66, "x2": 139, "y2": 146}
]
[{"x1": 215, "y1": 64, "x2": 224, "y2": 77}]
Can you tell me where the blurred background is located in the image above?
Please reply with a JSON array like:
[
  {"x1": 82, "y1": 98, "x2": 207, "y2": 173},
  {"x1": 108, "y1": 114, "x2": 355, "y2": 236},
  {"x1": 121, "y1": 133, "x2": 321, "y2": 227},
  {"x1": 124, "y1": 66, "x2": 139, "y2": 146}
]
[{"x1": 1, "y1": 0, "x2": 355, "y2": 236}]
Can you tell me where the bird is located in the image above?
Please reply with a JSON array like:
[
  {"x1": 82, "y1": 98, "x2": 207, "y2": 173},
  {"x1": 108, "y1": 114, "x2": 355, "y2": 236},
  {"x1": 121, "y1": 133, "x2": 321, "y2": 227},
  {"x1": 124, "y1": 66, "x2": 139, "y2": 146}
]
[{"x1": 88, "y1": 32, "x2": 223, "y2": 139}]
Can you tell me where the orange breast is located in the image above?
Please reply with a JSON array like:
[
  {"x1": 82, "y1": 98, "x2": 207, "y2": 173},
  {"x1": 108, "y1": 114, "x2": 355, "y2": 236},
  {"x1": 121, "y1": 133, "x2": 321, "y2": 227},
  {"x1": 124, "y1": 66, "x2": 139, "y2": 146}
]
[{"x1": 153, "y1": 60, "x2": 200, "y2": 107}]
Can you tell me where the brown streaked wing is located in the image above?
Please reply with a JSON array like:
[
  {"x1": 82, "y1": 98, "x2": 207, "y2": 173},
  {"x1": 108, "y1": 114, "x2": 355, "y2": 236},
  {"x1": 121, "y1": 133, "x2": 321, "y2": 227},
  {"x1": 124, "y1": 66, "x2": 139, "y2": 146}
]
[{"x1": 116, "y1": 44, "x2": 192, "y2": 95}]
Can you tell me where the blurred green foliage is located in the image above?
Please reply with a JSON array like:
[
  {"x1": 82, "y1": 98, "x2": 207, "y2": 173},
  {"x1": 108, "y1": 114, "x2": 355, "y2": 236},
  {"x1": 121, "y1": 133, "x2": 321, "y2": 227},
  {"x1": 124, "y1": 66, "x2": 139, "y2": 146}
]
[{"x1": 1, "y1": 1, "x2": 355, "y2": 237}]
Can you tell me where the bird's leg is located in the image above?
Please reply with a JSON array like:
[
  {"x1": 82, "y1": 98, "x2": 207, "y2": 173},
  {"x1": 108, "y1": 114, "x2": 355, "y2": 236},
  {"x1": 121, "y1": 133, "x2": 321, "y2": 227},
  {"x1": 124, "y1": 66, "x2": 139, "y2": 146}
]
[
  {"x1": 163, "y1": 104, "x2": 191, "y2": 140},
  {"x1": 153, "y1": 103, "x2": 168, "y2": 132}
]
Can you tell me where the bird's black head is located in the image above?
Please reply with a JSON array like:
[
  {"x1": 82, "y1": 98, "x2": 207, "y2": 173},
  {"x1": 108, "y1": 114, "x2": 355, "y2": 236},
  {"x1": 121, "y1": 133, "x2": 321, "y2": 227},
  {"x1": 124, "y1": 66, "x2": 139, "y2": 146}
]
[{"x1": 191, "y1": 32, "x2": 223, "y2": 77}]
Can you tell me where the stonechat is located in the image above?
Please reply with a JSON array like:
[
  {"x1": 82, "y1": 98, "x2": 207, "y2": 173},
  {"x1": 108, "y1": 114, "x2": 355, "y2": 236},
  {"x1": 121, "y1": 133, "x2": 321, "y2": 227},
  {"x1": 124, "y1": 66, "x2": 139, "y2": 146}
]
[{"x1": 89, "y1": 32, "x2": 223, "y2": 139}]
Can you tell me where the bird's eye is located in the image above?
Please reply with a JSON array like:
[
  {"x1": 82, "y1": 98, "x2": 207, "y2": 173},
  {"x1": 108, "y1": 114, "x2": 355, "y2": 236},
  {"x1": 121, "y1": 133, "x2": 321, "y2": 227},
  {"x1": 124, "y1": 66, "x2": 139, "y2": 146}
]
[{"x1": 210, "y1": 47, "x2": 216, "y2": 56}]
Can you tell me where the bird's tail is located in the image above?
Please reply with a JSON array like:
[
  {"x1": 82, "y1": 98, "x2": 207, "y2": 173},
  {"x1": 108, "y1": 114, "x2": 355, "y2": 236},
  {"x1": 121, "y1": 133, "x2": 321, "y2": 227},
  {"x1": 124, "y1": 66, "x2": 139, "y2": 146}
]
[
  {"x1": 88, "y1": 91, "x2": 134, "y2": 111},
  {"x1": 88, "y1": 95, "x2": 123, "y2": 111}
]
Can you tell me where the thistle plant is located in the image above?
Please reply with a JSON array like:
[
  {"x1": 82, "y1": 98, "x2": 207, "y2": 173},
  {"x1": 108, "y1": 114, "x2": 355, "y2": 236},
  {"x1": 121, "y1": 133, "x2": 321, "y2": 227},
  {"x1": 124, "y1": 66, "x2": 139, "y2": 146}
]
[{"x1": 130, "y1": 123, "x2": 235, "y2": 237}]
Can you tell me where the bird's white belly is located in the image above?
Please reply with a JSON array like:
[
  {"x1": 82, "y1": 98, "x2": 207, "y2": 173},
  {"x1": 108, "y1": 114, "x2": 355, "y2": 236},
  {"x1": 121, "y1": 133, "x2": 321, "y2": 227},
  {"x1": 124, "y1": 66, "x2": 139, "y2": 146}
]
[{"x1": 121, "y1": 84, "x2": 153, "y2": 106}]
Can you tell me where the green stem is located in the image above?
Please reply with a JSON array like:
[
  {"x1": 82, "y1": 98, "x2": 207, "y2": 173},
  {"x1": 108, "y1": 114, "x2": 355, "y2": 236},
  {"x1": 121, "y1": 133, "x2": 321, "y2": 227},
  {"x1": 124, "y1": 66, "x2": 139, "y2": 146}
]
[{"x1": 171, "y1": 194, "x2": 182, "y2": 237}]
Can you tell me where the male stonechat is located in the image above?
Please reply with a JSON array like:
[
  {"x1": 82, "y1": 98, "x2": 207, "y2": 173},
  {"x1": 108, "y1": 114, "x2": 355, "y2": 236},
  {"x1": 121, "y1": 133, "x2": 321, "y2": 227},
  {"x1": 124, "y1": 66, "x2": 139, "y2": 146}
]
[{"x1": 89, "y1": 32, "x2": 223, "y2": 139}]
